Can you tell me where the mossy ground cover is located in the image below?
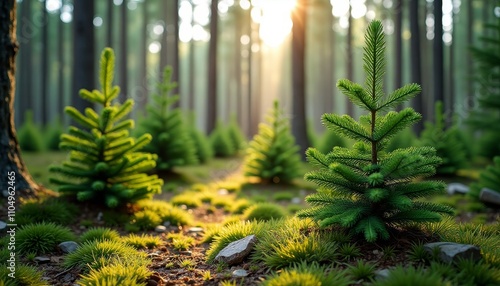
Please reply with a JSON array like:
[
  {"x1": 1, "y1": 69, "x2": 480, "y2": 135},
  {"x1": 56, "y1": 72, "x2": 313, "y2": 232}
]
[{"x1": 0, "y1": 152, "x2": 498, "y2": 285}]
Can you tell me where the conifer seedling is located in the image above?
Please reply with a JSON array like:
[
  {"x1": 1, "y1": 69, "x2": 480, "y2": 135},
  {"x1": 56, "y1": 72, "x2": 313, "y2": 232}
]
[
  {"x1": 136, "y1": 66, "x2": 198, "y2": 172},
  {"x1": 244, "y1": 101, "x2": 302, "y2": 184},
  {"x1": 50, "y1": 48, "x2": 163, "y2": 208},
  {"x1": 298, "y1": 20, "x2": 453, "y2": 242}
]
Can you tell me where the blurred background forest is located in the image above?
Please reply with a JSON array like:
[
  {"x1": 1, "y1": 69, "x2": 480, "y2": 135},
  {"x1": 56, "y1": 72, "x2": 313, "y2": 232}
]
[{"x1": 13, "y1": 0, "x2": 500, "y2": 138}]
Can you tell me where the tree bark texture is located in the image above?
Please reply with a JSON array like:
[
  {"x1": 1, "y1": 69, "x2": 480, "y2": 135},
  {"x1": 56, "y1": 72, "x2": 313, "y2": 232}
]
[
  {"x1": 206, "y1": 0, "x2": 218, "y2": 134},
  {"x1": 72, "y1": 0, "x2": 94, "y2": 112},
  {"x1": 433, "y1": 0, "x2": 444, "y2": 107},
  {"x1": 409, "y1": 0, "x2": 424, "y2": 134},
  {"x1": 0, "y1": 0, "x2": 39, "y2": 198},
  {"x1": 291, "y1": 0, "x2": 310, "y2": 160}
]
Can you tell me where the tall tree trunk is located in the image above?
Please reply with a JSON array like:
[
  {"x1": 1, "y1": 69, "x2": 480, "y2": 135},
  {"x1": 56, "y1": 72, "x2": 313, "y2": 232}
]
[
  {"x1": 18, "y1": 0, "x2": 33, "y2": 124},
  {"x1": 235, "y1": 8, "x2": 243, "y2": 127},
  {"x1": 138, "y1": 0, "x2": 148, "y2": 112},
  {"x1": 1, "y1": 0, "x2": 40, "y2": 198},
  {"x1": 72, "y1": 0, "x2": 94, "y2": 112},
  {"x1": 324, "y1": 1, "x2": 334, "y2": 115},
  {"x1": 466, "y1": 0, "x2": 473, "y2": 108},
  {"x1": 41, "y1": 0, "x2": 48, "y2": 125},
  {"x1": 206, "y1": 0, "x2": 218, "y2": 133},
  {"x1": 448, "y1": 11, "x2": 455, "y2": 122},
  {"x1": 409, "y1": 0, "x2": 424, "y2": 134},
  {"x1": 107, "y1": 0, "x2": 113, "y2": 47},
  {"x1": 394, "y1": 0, "x2": 403, "y2": 91},
  {"x1": 159, "y1": 1, "x2": 168, "y2": 80},
  {"x1": 119, "y1": 1, "x2": 128, "y2": 102},
  {"x1": 433, "y1": 0, "x2": 444, "y2": 107},
  {"x1": 188, "y1": 1, "x2": 195, "y2": 111},
  {"x1": 171, "y1": 0, "x2": 180, "y2": 108},
  {"x1": 346, "y1": 4, "x2": 354, "y2": 116},
  {"x1": 57, "y1": 5, "x2": 64, "y2": 116},
  {"x1": 291, "y1": 0, "x2": 310, "y2": 160}
]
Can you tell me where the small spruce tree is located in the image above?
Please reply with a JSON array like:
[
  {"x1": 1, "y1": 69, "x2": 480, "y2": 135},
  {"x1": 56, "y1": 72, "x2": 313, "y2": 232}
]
[
  {"x1": 470, "y1": 156, "x2": 500, "y2": 199},
  {"x1": 228, "y1": 116, "x2": 246, "y2": 152},
  {"x1": 50, "y1": 48, "x2": 163, "y2": 208},
  {"x1": 189, "y1": 127, "x2": 213, "y2": 163},
  {"x1": 467, "y1": 19, "x2": 500, "y2": 158},
  {"x1": 18, "y1": 110, "x2": 44, "y2": 152},
  {"x1": 244, "y1": 101, "x2": 302, "y2": 184},
  {"x1": 418, "y1": 102, "x2": 467, "y2": 175},
  {"x1": 297, "y1": 21, "x2": 453, "y2": 242},
  {"x1": 210, "y1": 122, "x2": 236, "y2": 157},
  {"x1": 136, "y1": 66, "x2": 198, "y2": 172}
]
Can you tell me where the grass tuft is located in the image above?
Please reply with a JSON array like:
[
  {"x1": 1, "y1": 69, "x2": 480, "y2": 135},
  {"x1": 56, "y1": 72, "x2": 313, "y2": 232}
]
[
  {"x1": 123, "y1": 234, "x2": 163, "y2": 249},
  {"x1": 262, "y1": 262, "x2": 352, "y2": 286},
  {"x1": 80, "y1": 227, "x2": 121, "y2": 243},
  {"x1": 16, "y1": 198, "x2": 78, "y2": 226},
  {"x1": 243, "y1": 203, "x2": 287, "y2": 222},
  {"x1": 64, "y1": 240, "x2": 145, "y2": 272},
  {"x1": 0, "y1": 264, "x2": 48, "y2": 286},
  {"x1": 17, "y1": 222, "x2": 76, "y2": 255}
]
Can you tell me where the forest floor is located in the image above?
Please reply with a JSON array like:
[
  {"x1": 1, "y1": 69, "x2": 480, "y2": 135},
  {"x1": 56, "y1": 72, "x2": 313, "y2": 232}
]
[{"x1": 2, "y1": 152, "x2": 499, "y2": 285}]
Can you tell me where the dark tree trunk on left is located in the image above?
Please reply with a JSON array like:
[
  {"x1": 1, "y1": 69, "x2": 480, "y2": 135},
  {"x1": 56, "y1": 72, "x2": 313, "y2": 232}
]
[
  {"x1": 291, "y1": 0, "x2": 310, "y2": 160},
  {"x1": 0, "y1": 0, "x2": 40, "y2": 198},
  {"x1": 72, "y1": 0, "x2": 94, "y2": 111}
]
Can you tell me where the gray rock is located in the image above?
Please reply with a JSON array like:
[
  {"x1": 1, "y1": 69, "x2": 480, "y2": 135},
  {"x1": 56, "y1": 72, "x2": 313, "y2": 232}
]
[
  {"x1": 424, "y1": 242, "x2": 482, "y2": 263},
  {"x1": 96, "y1": 212, "x2": 103, "y2": 221},
  {"x1": 479, "y1": 188, "x2": 500, "y2": 207},
  {"x1": 163, "y1": 221, "x2": 171, "y2": 227},
  {"x1": 232, "y1": 269, "x2": 248, "y2": 277},
  {"x1": 188, "y1": 227, "x2": 203, "y2": 233},
  {"x1": 291, "y1": 197, "x2": 302, "y2": 204},
  {"x1": 447, "y1": 183, "x2": 470, "y2": 195},
  {"x1": 34, "y1": 256, "x2": 51, "y2": 263},
  {"x1": 0, "y1": 220, "x2": 6, "y2": 230},
  {"x1": 374, "y1": 269, "x2": 391, "y2": 280},
  {"x1": 155, "y1": 225, "x2": 167, "y2": 233},
  {"x1": 214, "y1": 235, "x2": 257, "y2": 265},
  {"x1": 58, "y1": 241, "x2": 79, "y2": 254}
]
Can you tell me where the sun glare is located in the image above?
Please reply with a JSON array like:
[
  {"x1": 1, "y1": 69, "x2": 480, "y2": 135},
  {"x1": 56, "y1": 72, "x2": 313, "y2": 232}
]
[{"x1": 257, "y1": 0, "x2": 296, "y2": 47}]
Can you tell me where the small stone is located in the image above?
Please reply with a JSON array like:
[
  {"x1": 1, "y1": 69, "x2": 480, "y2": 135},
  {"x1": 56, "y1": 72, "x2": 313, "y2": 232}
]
[
  {"x1": 214, "y1": 235, "x2": 257, "y2": 265},
  {"x1": 155, "y1": 225, "x2": 167, "y2": 233},
  {"x1": 424, "y1": 242, "x2": 482, "y2": 264},
  {"x1": 218, "y1": 189, "x2": 229, "y2": 195},
  {"x1": 291, "y1": 197, "x2": 301, "y2": 204},
  {"x1": 147, "y1": 279, "x2": 158, "y2": 286},
  {"x1": 232, "y1": 269, "x2": 248, "y2": 277},
  {"x1": 179, "y1": 251, "x2": 192, "y2": 255},
  {"x1": 34, "y1": 256, "x2": 51, "y2": 263},
  {"x1": 375, "y1": 269, "x2": 391, "y2": 280},
  {"x1": 58, "y1": 241, "x2": 79, "y2": 254},
  {"x1": 447, "y1": 183, "x2": 470, "y2": 195},
  {"x1": 372, "y1": 250, "x2": 380, "y2": 255},
  {"x1": 479, "y1": 188, "x2": 500, "y2": 207},
  {"x1": 163, "y1": 221, "x2": 171, "y2": 227},
  {"x1": 188, "y1": 227, "x2": 203, "y2": 233},
  {"x1": 96, "y1": 212, "x2": 103, "y2": 221},
  {"x1": 0, "y1": 220, "x2": 7, "y2": 230}
]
